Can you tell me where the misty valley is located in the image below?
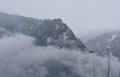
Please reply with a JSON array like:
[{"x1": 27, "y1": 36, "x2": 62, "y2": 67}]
[{"x1": 0, "y1": 12, "x2": 120, "y2": 77}]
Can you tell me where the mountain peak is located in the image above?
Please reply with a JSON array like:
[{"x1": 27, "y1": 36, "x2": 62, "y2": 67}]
[{"x1": 0, "y1": 12, "x2": 86, "y2": 50}]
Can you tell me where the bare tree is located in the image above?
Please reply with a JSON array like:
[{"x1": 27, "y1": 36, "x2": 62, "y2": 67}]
[{"x1": 105, "y1": 47, "x2": 111, "y2": 77}]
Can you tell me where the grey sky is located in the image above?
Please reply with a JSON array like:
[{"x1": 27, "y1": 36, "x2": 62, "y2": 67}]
[{"x1": 0, "y1": 0, "x2": 120, "y2": 36}]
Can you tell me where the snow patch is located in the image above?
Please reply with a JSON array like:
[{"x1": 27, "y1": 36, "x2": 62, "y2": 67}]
[{"x1": 108, "y1": 35, "x2": 118, "y2": 42}]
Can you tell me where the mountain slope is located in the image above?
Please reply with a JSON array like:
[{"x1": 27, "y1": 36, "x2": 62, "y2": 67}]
[
  {"x1": 80, "y1": 30, "x2": 115, "y2": 43},
  {"x1": 0, "y1": 12, "x2": 86, "y2": 50},
  {"x1": 85, "y1": 31, "x2": 120, "y2": 58}
]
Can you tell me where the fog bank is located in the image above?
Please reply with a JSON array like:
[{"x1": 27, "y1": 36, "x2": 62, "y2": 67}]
[{"x1": 0, "y1": 34, "x2": 119, "y2": 77}]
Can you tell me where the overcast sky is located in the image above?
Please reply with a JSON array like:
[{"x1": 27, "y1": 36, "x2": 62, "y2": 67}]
[{"x1": 0, "y1": 0, "x2": 120, "y2": 36}]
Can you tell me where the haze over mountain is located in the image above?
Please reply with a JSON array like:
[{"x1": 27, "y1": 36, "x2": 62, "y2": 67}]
[{"x1": 80, "y1": 30, "x2": 117, "y2": 42}]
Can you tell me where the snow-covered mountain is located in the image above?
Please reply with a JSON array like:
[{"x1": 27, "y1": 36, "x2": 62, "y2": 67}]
[
  {"x1": 0, "y1": 12, "x2": 86, "y2": 50},
  {"x1": 85, "y1": 31, "x2": 120, "y2": 58}
]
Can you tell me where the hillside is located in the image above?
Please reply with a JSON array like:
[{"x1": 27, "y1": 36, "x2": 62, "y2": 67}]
[{"x1": 0, "y1": 12, "x2": 86, "y2": 50}]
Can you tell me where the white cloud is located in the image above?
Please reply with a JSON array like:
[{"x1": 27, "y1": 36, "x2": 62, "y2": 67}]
[{"x1": 0, "y1": 34, "x2": 119, "y2": 77}]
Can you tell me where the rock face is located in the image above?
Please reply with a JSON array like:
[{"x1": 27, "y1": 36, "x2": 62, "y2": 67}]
[
  {"x1": 85, "y1": 31, "x2": 120, "y2": 58},
  {"x1": 0, "y1": 12, "x2": 86, "y2": 50}
]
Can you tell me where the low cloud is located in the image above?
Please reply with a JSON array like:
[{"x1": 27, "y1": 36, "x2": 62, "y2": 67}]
[{"x1": 0, "y1": 33, "x2": 119, "y2": 77}]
